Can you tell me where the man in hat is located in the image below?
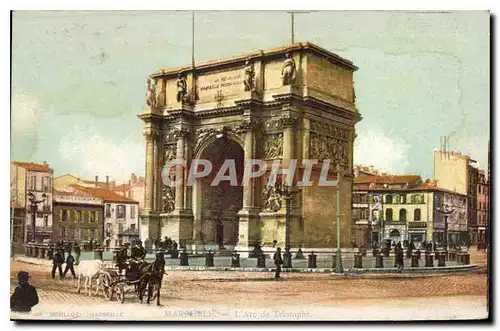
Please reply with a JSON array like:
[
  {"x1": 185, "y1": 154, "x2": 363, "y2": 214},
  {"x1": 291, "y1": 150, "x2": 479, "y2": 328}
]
[
  {"x1": 273, "y1": 247, "x2": 283, "y2": 279},
  {"x1": 51, "y1": 249, "x2": 65, "y2": 280},
  {"x1": 11, "y1": 271, "x2": 39, "y2": 312},
  {"x1": 63, "y1": 250, "x2": 76, "y2": 279}
]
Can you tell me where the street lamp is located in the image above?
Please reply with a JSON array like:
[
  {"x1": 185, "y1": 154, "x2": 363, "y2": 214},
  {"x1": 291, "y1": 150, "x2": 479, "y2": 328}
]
[
  {"x1": 27, "y1": 192, "x2": 47, "y2": 243},
  {"x1": 436, "y1": 203, "x2": 454, "y2": 253},
  {"x1": 334, "y1": 165, "x2": 343, "y2": 274},
  {"x1": 278, "y1": 182, "x2": 301, "y2": 250}
]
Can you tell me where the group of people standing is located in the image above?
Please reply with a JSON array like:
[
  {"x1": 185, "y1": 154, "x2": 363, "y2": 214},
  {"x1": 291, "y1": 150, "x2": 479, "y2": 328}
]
[{"x1": 51, "y1": 240, "x2": 81, "y2": 280}]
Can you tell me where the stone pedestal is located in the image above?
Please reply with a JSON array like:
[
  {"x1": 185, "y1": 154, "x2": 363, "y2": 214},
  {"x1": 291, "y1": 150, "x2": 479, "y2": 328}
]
[
  {"x1": 161, "y1": 211, "x2": 194, "y2": 245},
  {"x1": 235, "y1": 209, "x2": 260, "y2": 257}
]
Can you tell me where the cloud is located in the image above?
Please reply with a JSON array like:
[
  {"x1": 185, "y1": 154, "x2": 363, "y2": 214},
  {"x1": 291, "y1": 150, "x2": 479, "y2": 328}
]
[
  {"x1": 11, "y1": 92, "x2": 44, "y2": 137},
  {"x1": 58, "y1": 125, "x2": 144, "y2": 182},
  {"x1": 354, "y1": 130, "x2": 411, "y2": 175},
  {"x1": 11, "y1": 92, "x2": 45, "y2": 158}
]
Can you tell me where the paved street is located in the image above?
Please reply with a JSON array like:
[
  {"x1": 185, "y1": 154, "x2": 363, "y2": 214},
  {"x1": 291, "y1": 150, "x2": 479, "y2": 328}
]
[{"x1": 10, "y1": 249, "x2": 489, "y2": 321}]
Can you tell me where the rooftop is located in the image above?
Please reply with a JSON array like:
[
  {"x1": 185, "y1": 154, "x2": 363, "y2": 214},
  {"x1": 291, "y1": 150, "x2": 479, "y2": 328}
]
[
  {"x1": 151, "y1": 41, "x2": 357, "y2": 78},
  {"x1": 71, "y1": 185, "x2": 138, "y2": 204},
  {"x1": 12, "y1": 161, "x2": 53, "y2": 173},
  {"x1": 354, "y1": 175, "x2": 422, "y2": 185}
]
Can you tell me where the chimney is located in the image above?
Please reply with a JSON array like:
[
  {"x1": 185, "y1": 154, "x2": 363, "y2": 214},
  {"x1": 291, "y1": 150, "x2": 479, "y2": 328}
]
[
  {"x1": 106, "y1": 175, "x2": 109, "y2": 189},
  {"x1": 95, "y1": 175, "x2": 98, "y2": 188}
]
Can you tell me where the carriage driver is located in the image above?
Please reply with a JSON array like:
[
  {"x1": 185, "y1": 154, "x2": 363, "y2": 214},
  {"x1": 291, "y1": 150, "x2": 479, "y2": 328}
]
[{"x1": 128, "y1": 239, "x2": 147, "y2": 279}]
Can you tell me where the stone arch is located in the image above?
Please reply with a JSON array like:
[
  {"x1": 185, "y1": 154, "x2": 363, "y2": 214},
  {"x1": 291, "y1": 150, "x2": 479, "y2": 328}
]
[{"x1": 194, "y1": 130, "x2": 244, "y2": 160}]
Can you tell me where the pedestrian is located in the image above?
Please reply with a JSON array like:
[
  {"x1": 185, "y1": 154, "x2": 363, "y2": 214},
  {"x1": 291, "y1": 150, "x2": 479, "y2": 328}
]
[
  {"x1": 273, "y1": 247, "x2": 283, "y2": 279},
  {"x1": 10, "y1": 271, "x2": 39, "y2": 312},
  {"x1": 63, "y1": 251, "x2": 76, "y2": 279},
  {"x1": 51, "y1": 249, "x2": 64, "y2": 280},
  {"x1": 74, "y1": 242, "x2": 81, "y2": 265}
]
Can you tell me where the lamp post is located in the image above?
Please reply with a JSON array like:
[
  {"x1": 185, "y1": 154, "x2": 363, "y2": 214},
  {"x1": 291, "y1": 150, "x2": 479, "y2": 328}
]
[
  {"x1": 335, "y1": 165, "x2": 343, "y2": 274},
  {"x1": 279, "y1": 183, "x2": 301, "y2": 250},
  {"x1": 27, "y1": 192, "x2": 47, "y2": 243},
  {"x1": 436, "y1": 203, "x2": 454, "y2": 253}
]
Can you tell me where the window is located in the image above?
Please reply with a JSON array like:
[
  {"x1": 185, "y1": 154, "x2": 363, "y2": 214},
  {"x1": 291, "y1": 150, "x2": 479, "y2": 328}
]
[
  {"x1": 74, "y1": 228, "x2": 81, "y2": 241},
  {"x1": 89, "y1": 210, "x2": 95, "y2": 223},
  {"x1": 130, "y1": 205, "x2": 136, "y2": 219},
  {"x1": 399, "y1": 209, "x2": 407, "y2": 222},
  {"x1": 90, "y1": 229, "x2": 96, "y2": 240},
  {"x1": 61, "y1": 227, "x2": 66, "y2": 238},
  {"x1": 43, "y1": 215, "x2": 48, "y2": 227},
  {"x1": 395, "y1": 195, "x2": 401, "y2": 204},
  {"x1": 130, "y1": 223, "x2": 136, "y2": 231},
  {"x1": 118, "y1": 223, "x2": 124, "y2": 234},
  {"x1": 74, "y1": 210, "x2": 80, "y2": 224},
  {"x1": 385, "y1": 208, "x2": 393, "y2": 221},
  {"x1": 372, "y1": 210, "x2": 378, "y2": 221},
  {"x1": 95, "y1": 211, "x2": 99, "y2": 223},
  {"x1": 386, "y1": 195, "x2": 393, "y2": 204},
  {"x1": 414, "y1": 208, "x2": 421, "y2": 221},
  {"x1": 401, "y1": 194, "x2": 406, "y2": 204},
  {"x1": 105, "y1": 204, "x2": 111, "y2": 218},
  {"x1": 116, "y1": 205, "x2": 126, "y2": 219}
]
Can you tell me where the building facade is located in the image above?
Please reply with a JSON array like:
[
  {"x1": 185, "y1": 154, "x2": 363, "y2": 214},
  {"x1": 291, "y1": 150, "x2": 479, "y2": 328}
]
[
  {"x1": 353, "y1": 175, "x2": 467, "y2": 248},
  {"x1": 139, "y1": 42, "x2": 361, "y2": 251},
  {"x1": 11, "y1": 161, "x2": 54, "y2": 243},
  {"x1": 52, "y1": 188, "x2": 104, "y2": 244},
  {"x1": 72, "y1": 186, "x2": 140, "y2": 249},
  {"x1": 477, "y1": 170, "x2": 489, "y2": 243},
  {"x1": 113, "y1": 173, "x2": 146, "y2": 213}
]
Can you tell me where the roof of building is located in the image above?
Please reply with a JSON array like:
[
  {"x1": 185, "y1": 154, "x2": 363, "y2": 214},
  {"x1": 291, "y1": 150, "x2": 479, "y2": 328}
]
[
  {"x1": 71, "y1": 185, "x2": 138, "y2": 203},
  {"x1": 354, "y1": 181, "x2": 467, "y2": 196},
  {"x1": 354, "y1": 175, "x2": 421, "y2": 185},
  {"x1": 12, "y1": 161, "x2": 54, "y2": 173},
  {"x1": 151, "y1": 41, "x2": 357, "y2": 78}
]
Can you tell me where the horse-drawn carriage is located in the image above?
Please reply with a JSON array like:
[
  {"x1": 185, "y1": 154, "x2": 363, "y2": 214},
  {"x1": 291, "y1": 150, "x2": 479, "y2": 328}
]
[{"x1": 95, "y1": 252, "x2": 165, "y2": 305}]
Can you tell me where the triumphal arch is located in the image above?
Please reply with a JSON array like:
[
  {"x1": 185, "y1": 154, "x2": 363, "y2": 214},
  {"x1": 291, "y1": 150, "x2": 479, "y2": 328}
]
[{"x1": 139, "y1": 42, "x2": 361, "y2": 252}]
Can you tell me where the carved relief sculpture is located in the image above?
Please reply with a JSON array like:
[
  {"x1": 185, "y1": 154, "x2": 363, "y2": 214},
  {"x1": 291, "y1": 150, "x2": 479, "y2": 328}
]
[
  {"x1": 262, "y1": 184, "x2": 282, "y2": 212},
  {"x1": 162, "y1": 186, "x2": 175, "y2": 213},
  {"x1": 176, "y1": 73, "x2": 187, "y2": 102},
  {"x1": 309, "y1": 133, "x2": 349, "y2": 167},
  {"x1": 263, "y1": 133, "x2": 283, "y2": 159},
  {"x1": 156, "y1": 79, "x2": 166, "y2": 107},
  {"x1": 243, "y1": 59, "x2": 255, "y2": 91},
  {"x1": 164, "y1": 144, "x2": 176, "y2": 162},
  {"x1": 146, "y1": 78, "x2": 156, "y2": 107},
  {"x1": 281, "y1": 52, "x2": 296, "y2": 86}
]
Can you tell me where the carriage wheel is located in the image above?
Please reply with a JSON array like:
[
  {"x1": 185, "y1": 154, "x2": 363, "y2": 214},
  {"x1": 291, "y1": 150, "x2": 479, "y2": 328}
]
[
  {"x1": 101, "y1": 274, "x2": 113, "y2": 300},
  {"x1": 116, "y1": 284, "x2": 125, "y2": 303}
]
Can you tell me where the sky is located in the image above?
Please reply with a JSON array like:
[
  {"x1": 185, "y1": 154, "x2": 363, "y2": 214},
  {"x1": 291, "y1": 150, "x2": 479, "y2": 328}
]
[{"x1": 11, "y1": 10, "x2": 490, "y2": 183}]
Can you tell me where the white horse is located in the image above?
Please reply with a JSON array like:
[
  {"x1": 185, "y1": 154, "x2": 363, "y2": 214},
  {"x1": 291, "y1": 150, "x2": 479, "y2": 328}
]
[{"x1": 75, "y1": 260, "x2": 104, "y2": 296}]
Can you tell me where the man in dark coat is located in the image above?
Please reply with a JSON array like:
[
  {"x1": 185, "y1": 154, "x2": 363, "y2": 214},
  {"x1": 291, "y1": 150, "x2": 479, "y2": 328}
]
[
  {"x1": 51, "y1": 249, "x2": 65, "y2": 280},
  {"x1": 273, "y1": 247, "x2": 283, "y2": 279},
  {"x1": 73, "y1": 242, "x2": 81, "y2": 265},
  {"x1": 63, "y1": 251, "x2": 76, "y2": 279},
  {"x1": 11, "y1": 271, "x2": 39, "y2": 312}
]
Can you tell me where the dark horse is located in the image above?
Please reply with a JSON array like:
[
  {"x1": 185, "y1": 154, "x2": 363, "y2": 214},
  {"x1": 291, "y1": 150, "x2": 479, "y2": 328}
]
[{"x1": 137, "y1": 253, "x2": 165, "y2": 306}]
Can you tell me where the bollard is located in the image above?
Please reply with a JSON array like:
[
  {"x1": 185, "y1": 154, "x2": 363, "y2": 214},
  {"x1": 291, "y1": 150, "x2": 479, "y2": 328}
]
[
  {"x1": 416, "y1": 249, "x2": 421, "y2": 260},
  {"x1": 332, "y1": 254, "x2": 336, "y2": 269},
  {"x1": 375, "y1": 254, "x2": 384, "y2": 268},
  {"x1": 354, "y1": 253, "x2": 363, "y2": 268},
  {"x1": 25, "y1": 245, "x2": 30, "y2": 257},
  {"x1": 47, "y1": 247, "x2": 54, "y2": 260},
  {"x1": 383, "y1": 247, "x2": 390, "y2": 257},
  {"x1": 94, "y1": 249, "x2": 103, "y2": 261},
  {"x1": 361, "y1": 248, "x2": 367, "y2": 257},
  {"x1": 256, "y1": 252, "x2": 266, "y2": 268},
  {"x1": 231, "y1": 251, "x2": 240, "y2": 267},
  {"x1": 425, "y1": 252, "x2": 434, "y2": 267},
  {"x1": 179, "y1": 249, "x2": 189, "y2": 266},
  {"x1": 411, "y1": 254, "x2": 419, "y2": 267},
  {"x1": 34, "y1": 245, "x2": 39, "y2": 258},
  {"x1": 372, "y1": 248, "x2": 379, "y2": 257},
  {"x1": 437, "y1": 252, "x2": 446, "y2": 267},
  {"x1": 406, "y1": 249, "x2": 412, "y2": 259},
  {"x1": 463, "y1": 253, "x2": 470, "y2": 265},
  {"x1": 39, "y1": 246, "x2": 46, "y2": 259},
  {"x1": 283, "y1": 248, "x2": 292, "y2": 268},
  {"x1": 205, "y1": 251, "x2": 214, "y2": 267},
  {"x1": 308, "y1": 252, "x2": 317, "y2": 268}
]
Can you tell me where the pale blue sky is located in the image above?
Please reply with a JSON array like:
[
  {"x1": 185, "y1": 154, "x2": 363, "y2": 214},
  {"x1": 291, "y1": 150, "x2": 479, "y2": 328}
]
[{"x1": 11, "y1": 11, "x2": 490, "y2": 183}]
